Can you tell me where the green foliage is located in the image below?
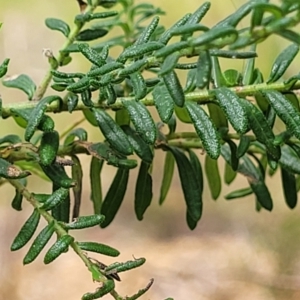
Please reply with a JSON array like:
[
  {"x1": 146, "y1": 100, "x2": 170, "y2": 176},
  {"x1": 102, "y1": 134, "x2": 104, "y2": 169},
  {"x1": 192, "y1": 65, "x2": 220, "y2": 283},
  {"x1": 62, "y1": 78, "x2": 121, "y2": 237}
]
[{"x1": 1, "y1": 0, "x2": 300, "y2": 299}]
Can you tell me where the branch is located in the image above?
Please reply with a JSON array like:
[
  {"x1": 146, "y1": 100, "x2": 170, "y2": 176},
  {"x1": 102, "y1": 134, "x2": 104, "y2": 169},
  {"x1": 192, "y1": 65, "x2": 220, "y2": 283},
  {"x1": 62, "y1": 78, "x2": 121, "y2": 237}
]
[{"x1": 2, "y1": 81, "x2": 300, "y2": 118}]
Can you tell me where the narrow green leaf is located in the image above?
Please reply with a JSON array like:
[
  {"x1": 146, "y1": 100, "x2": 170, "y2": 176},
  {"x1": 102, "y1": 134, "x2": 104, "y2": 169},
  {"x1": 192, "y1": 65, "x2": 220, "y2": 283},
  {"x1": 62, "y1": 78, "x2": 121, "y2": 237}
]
[
  {"x1": 121, "y1": 125, "x2": 153, "y2": 163},
  {"x1": 0, "y1": 58, "x2": 10, "y2": 78},
  {"x1": 184, "y1": 69, "x2": 197, "y2": 93},
  {"x1": 67, "y1": 93, "x2": 79, "y2": 113},
  {"x1": 71, "y1": 155, "x2": 83, "y2": 219},
  {"x1": 152, "y1": 82, "x2": 174, "y2": 123},
  {"x1": 11, "y1": 190, "x2": 23, "y2": 211},
  {"x1": 214, "y1": 87, "x2": 248, "y2": 134},
  {"x1": 122, "y1": 100, "x2": 157, "y2": 144},
  {"x1": 11, "y1": 209, "x2": 40, "y2": 251},
  {"x1": 100, "y1": 168, "x2": 129, "y2": 228},
  {"x1": 23, "y1": 222, "x2": 55, "y2": 265},
  {"x1": 78, "y1": 43, "x2": 106, "y2": 67},
  {"x1": 41, "y1": 187, "x2": 69, "y2": 211},
  {"x1": 105, "y1": 257, "x2": 146, "y2": 273},
  {"x1": 159, "y1": 52, "x2": 180, "y2": 76},
  {"x1": 225, "y1": 187, "x2": 253, "y2": 200},
  {"x1": 281, "y1": 167, "x2": 297, "y2": 209},
  {"x1": 224, "y1": 162, "x2": 237, "y2": 185},
  {"x1": 237, "y1": 135, "x2": 251, "y2": 158},
  {"x1": 64, "y1": 128, "x2": 88, "y2": 145},
  {"x1": 190, "y1": 26, "x2": 237, "y2": 48},
  {"x1": 65, "y1": 215, "x2": 105, "y2": 230},
  {"x1": 186, "y1": 2, "x2": 211, "y2": 25},
  {"x1": 135, "y1": 162, "x2": 153, "y2": 220},
  {"x1": 174, "y1": 106, "x2": 192, "y2": 123},
  {"x1": 159, "y1": 151, "x2": 175, "y2": 205},
  {"x1": 264, "y1": 90, "x2": 300, "y2": 140},
  {"x1": 0, "y1": 134, "x2": 22, "y2": 145},
  {"x1": 77, "y1": 241, "x2": 120, "y2": 257},
  {"x1": 44, "y1": 235, "x2": 74, "y2": 264},
  {"x1": 162, "y1": 70, "x2": 185, "y2": 107},
  {"x1": 279, "y1": 145, "x2": 300, "y2": 174},
  {"x1": 267, "y1": 43, "x2": 299, "y2": 83},
  {"x1": 76, "y1": 28, "x2": 108, "y2": 41},
  {"x1": 167, "y1": 146, "x2": 202, "y2": 228},
  {"x1": 90, "y1": 157, "x2": 104, "y2": 215},
  {"x1": 39, "y1": 130, "x2": 60, "y2": 166},
  {"x1": 207, "y1": 103, "x2": 228, "y2": 129},
  {"x1": 242, "y1": 99, "x2": 281, "y2": 160},
  {"x1": 205, "y1": 156, "x2": 221, "y2": 200},
  {"x1": 45, "y1": 18, "x2": 70, "y2": 37},
  {"x1": 41, "y1": 164, "x2": 75, "y2": 188},
  {"x1": 135, "y1": 16, "x2": 160, "y2": 45},
  {"x1": 188, "y1": 149, "x2": 204, "y2": 193},
  {"x1": 24, "y1": 95, "x2": 61, "y2": 142},
  {"x1": 92, "y1": 108, "x2": 133, "y2": 155},
  {"x1": 3, "y1": 74, "x2": 36, "y2": 100},
  {"x1": 129, "y1": 72, "x2": 147, "y2": 100},
  {"x1": 0, "y1": 158, "x2": 31, "y2": 179},
  {"x1": 196, "y1": 50, "x2": 211, "y2": 89},
  {"x1": 119, "y1": 41, "x2": 164, "y2": 61},
  {"x1": 82, "y1": 280, "x2": 115, "y2": 300},
  {"x1": 185, "y1": 101, "x2": 220, "y2": 159}
]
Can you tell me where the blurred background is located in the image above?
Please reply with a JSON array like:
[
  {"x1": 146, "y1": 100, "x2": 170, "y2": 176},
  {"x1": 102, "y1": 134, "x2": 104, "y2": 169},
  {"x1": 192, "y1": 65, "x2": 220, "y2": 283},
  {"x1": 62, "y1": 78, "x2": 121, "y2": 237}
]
[{"x1": 1, "y1": 1, "x2": 300, "y2": 299}]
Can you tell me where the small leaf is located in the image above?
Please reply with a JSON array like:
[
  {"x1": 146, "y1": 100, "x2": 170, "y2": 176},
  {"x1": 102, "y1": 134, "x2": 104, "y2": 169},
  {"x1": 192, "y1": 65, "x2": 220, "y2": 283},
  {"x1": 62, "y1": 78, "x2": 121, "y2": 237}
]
[
  {"x1": 196, "y1": 50, "x2": 211, "y2": 89},
  {"x1": 224, "y1": 162, "x2": 237, "y2": 185},
  {"x1": 78, "y1": 43, "x2": 106, "y2": 67},
  {"x1": 3, "y1": 74, "x2": 36, "y2": 100},
  {"x1": 77, "y1": 241, "x2": 120, "y2": 257},
  {"x1": 162, "y1": 70, "x2": 185, "y2": 107},
  {"x1": 39, "y1": 130, "x2": 60, "y2": 166},
  {"x1": 45, "y1": 18, "x2": 70, "y2": 37},
  {"x1": 263, "y1": 90, "x2": 300, "y2": 140},
  {"x1": 225, "y1": 187, "x2": 253, "y2": 200},
  {"x1": 90, "y1": 157, "x2": 104, "y2": 215},
  {"x1": 0, "y1": 58, "x2": 10, "y2": 78},
  {"x1": 267, "y1": 43, "x2": 299, "y2": 83},
  {"x1": 41, "y1": 187, "x2": 69, "y2": 211},
  {"x1": 214, "y1": 87, "x2": 248, "y2": 134},
  {"x1": 135, "y1": 162, "x2": 153, "y2": 220},
  {"x1": 242, "y1": 99, "x2": 281, "y2": 160},
  {"x1": 76, "y1": 28, "x2": 108, "y2": 41},
  {"x1": 185, "y1": 101, "x2": 220, "y2": 159},
  {"x1": 205, "y1": 156, "x2": 221, "y2": 200},
  {"x1": 41, "y1": 164, "x2": 75, "y2": 188},
  {"x1": 281, "y1": 167, "x2": 297, "y2": 209},
  {"x1": 122, "y1": 100, "x2": 157, "y2": 144},
  {"x1": 67, "y1": 93, "x2": 79, "y2": 113},
  {"x1": 129, "y1": 72, "x2": 147, "y2": 100},
  {"x1": 65, "y1": 215, "x2": 105, "y2": 230},
  {"x1": 0, "y1": 158, "x2": 31, "y2": 179},
  {"x1": 159, "y1": 52, "x2": 180, "y2": 76},
  {"x1": 152, "y1": 82, "x2": 174, "y2": 123},
  {"x1": 134, "y1": 16, "x2": 160, "y2": 45},
  {"x1": 24, "y1": 95, "x2": 61, "y2": 142},
  {"x1": 105, "y1": 257, "x2": 146, "y2": 273},
  {"x1": 71, "y1": 155, "x2": 83, "y2": 219},
  {"x1": 64, "y1": 128, "x2": 88, "y2": 145},
  {"x1": 159, "y1": 152, "x2": 175, "y2": 205},
  {"x1": 237, "y1": 135, "x2": 251, "y2": 158},
  {"x1": 167, "y1": 146, "x2": 202, "y2": 228},
  {"x1": 11, "y1": 209, "x2": 40, "y2": 251},
  {"x1": 11, "y1": 190, "x2": 23, "y2": 211},
  {"x1": 121, "y1": 125, "x2": 153, "y2": 163},
  {"x1": 44, "y1": 235, "x2": 74, "y2": 264},
  {"x1": 23, "y1": 222, "x2": 55, "y2": 265},
  {"x1": 279, "y1": 145, "x2": 300, "y2": 174},
  {"x1": 82, "y1": 280, "x2": 115, "y2": 300},
  {"x1": 92, "y1": 108, "x2": 133, "y2": 155},
  {"x1": 188, "y1": 149, "x2": 204, "y2": 193},
  {"x1": 100, "y1": 168, "x2": 129, "y2": 228}
]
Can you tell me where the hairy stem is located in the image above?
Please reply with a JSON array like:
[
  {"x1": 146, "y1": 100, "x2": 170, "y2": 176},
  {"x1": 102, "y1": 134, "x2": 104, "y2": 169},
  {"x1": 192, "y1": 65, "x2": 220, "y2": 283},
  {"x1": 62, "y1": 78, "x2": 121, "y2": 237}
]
[{"x1": 2, "y1": 81, "x2": 300, "y2": 118}]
